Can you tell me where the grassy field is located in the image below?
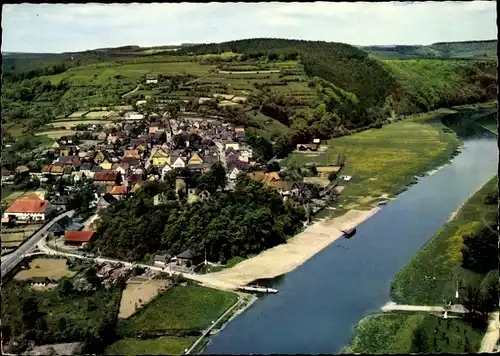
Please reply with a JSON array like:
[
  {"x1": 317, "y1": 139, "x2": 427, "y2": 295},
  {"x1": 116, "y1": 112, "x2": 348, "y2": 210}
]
[
  {"x1": 35, "y1": 129, "x2": 77, "y2": 138},
  {"x1": 283, "y1": 109, "x2": 461, "y2": 212},
  {"x1": 49, "y1": 120, "x2": 112, "y2": 128},
  {"x1": 105, "y1": 336, "x2": 196, "y2": 355},
  {"x1": 116, "y1": 284, "x2": 238, "y2": 336},
  {"x1": 14, "y1": 258, "x2": 76, "y2": 281},
  {"x1": 391, "y1": 175, "x2": 498, "y2": 305},
  {"x1": 83, "y1": 110, "x2": 113, "y2": 118},
  {"x1": 344, "y1": 312, "x2": 484, "y2": 353}
]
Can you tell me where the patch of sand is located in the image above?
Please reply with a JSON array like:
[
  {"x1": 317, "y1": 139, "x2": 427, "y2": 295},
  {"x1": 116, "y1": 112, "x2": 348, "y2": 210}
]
[
  {"x1": 118, "y1": 278, "x2": 171, "y2": 319},
  {"x1": 14, "y1": 258, "x2": 75, "y2": 281},
  {"x1": 194, "y1": 208, "x2": 380, "y2": 288}
]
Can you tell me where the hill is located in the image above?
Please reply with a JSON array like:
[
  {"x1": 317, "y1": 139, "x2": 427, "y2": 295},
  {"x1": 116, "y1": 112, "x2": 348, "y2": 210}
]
[
  {"x1": 1, "y1": 38, "x2": 496, "y2": 158},
  {"x1": 362, "y1": 40, "x2": 497, "y2": 60}
]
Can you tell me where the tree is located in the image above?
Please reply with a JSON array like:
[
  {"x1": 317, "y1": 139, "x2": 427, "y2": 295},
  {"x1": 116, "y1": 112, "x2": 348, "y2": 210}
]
[
  {"x1": 58, "y1": 278, "x2": 73, "y2": 296},
  {"x1": 411, "y1": 325, "x2": 428, "y2": 353},
  {"x1": 21, "y1": 296, "x2": 40, "y2": 331},
  {"x1": 461, "y1": 224, "x2": 498, "y2": 274}
]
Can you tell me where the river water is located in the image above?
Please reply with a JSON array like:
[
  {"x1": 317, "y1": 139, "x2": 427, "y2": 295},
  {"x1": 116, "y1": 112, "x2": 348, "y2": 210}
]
[{"x1": 204, "y1": 110, "x2": 498, "y2": 355}]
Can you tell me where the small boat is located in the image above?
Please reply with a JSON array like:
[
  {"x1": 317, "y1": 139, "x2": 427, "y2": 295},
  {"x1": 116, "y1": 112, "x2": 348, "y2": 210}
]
[
  {"x1": 377, "y1": 200, "x2": 389, "y2": 206},
  {"x1": 341, "y1": 228, "x2": 356, "y2": 238},
  {"x1": 238, "y1": 285, "x2": 279, "y2": 294}
]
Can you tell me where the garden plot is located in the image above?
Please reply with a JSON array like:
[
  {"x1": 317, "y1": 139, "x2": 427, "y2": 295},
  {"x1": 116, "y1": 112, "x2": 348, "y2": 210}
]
[
  {"x1": 119, "y1": 277, "x2": 172, "y2": 319},
  {"x1": 14, "y1": 258, "x2": 75, "y2": 281}
]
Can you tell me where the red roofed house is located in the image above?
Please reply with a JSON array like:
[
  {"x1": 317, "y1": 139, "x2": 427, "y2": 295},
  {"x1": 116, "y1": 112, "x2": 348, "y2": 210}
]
[
  {"x1": 93, "y1": 171, "x2": 121, "y2": 185},
  {"x1": 110, "y1": 185, "x2": 129, "y2": 200},
  {"x1": 64, "y1": 231, "x2": 95, "y2": 247},
  {"x1": 3, "y1": 199, "x2": 52, "y2": 223}
]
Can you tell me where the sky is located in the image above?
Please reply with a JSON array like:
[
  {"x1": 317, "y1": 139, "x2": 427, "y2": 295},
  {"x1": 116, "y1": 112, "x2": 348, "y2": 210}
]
[{"x1": 1, "y1": 1, "x2": 497, "y2": 53}]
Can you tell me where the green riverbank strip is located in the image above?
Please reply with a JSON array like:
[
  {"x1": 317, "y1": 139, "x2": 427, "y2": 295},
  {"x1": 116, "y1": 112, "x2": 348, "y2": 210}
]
[
  {"x1": 106, "y1": 283, "x2": 238, "y2": 355},
  {"x1": 344, "y1": 175, "x2": 498, "y2": 354},
  {"x1": 284, "y1": 108, "x2": 462, "y2": 216}
]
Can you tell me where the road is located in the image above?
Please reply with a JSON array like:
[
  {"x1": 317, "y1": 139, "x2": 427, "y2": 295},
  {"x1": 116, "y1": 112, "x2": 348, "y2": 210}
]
[
  {"x1": 479, "y1": 312, "x2": 500, "y2": 353},
  {"x1": 37, "y1": 238, "x2": 239, "y2": 291},
  {"x1": 185, "y1": 296, "x2": 244, "y2": 355},
  {"x1": 1, "y1": 210, "x2": 75, "y2": 279},
  {"x1": 121, "y1": 85, "x2": 140, "y2": 98},
  {"x1": 381, "y1": 302, "x2": 467, "y2": 314},
  {"x1": 216, "y1": 70, "x2": 280, "y2": 74}
]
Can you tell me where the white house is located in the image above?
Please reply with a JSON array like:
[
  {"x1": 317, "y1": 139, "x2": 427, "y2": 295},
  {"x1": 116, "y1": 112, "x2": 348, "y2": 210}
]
[
  {"x1": 3, "y1": 199, "x2": 52, "y2": 223},
  {"x1": 225, "y1": 142, "x2": 240, "y2": 151},
  {"x1": 146, "y1": 74, "x2": 159, "y2": 84},
  {"x1": 124, "y1": 112, "x2": 145, "y2": 121},
  {"x1": 171, "y1": 157, "x2": 186, "y2": 169},
  {"x1": 228, "y1": 168, "x2": 240, "y2": 181}
]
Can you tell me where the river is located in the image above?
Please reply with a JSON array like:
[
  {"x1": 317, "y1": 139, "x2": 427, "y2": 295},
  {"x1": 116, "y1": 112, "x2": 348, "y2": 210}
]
[{"x1": 204, "y1": 109, "x2": 498, "y2": 355}]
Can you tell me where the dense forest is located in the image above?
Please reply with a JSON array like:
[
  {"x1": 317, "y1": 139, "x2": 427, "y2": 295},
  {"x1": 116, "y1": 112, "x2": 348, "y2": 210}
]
[{"x1": 93, "y1": 171, "x2": 306, "y2": 262}]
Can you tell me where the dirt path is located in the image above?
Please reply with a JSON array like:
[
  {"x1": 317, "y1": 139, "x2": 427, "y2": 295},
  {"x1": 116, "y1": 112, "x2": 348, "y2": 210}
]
[
  {"x1": 216, "y1": 70, "x2": 280, "y2": 74},
  {"x1": 479, "y1": 312, "x2": 500, "y2": 353},
  {"x1": 194, "y1": 208, "x2": 379, "y2": 287},
  {"x1": 121, "y1": 85, "x2": 140, "y2": 98}
]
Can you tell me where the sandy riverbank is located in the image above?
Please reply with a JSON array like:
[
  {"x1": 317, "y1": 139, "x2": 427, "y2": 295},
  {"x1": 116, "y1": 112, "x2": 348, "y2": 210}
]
[{"x1": 195, "y1": 207, "x2": 380, "y2": 288}]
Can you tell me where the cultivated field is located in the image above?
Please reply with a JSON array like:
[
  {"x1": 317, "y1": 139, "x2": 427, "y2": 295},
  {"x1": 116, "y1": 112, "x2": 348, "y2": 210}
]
[
  {"x1": 1, "y1": 224, "x2": 43, "y2": 248},
  {"x1": 14, "y1": 258, "x2": 75, "y2": 281},
  {"x1": 105, "y1": 337, "x2": 196, "y2": 356},
  {"x1": 35, "y1": 129, "x2": 77, "y2": 138},
  {"x1": 119, "y1": 278, "x2": 172, "y2": 319},
  {"x1": 83, "y1": 110, "x2": 113, "y2": 118},
  {"x1": 49, "y1": 120, "x2": 113, "y2": 128},
  {"x1": 116, "y1": 284, "x2": 238, "y2": 336},
  {"x1": 68, "y1": 110, "x2": 90, "y2": 118}
]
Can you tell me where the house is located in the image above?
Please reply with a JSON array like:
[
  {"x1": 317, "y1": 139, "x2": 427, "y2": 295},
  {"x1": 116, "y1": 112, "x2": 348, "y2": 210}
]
[
  {"x1": 110, "y1": 185, "x2": 128, "y2": 200},
  {"x1": 47, "y1": 216, "x2": 83, "y2": 237},
  {"x1": 228, "y1": 167, "x2": 241, "y2": 181},
  {"x1": 154, "y1": 254, "x2": 172, "y2": 267},
  {"x1": 111, "y1": 163, "x2": 130, "y2": 176},
  {"x1": 51, "y1": 195, "x2": 71, "y2": 210},
  {"x1": 93, "y1": 171, "x2": 120, "y2": 185},
  {"x1": 97, "y1": 193, "x2": 118, "y2": 212},
  {"x1": 150, "y1": 147, "x2": 170, "y2": 166},
  {"x1": 3, "y1": 199, "x2": 51, "y2": 223},
  {"x1": 225, "y1": 142, "x2": 240, "y2": 151},
  {"x1": 248, "y1": 171, "x2": 281, "y2": 184},
  {"x1": 316, "y1": 165, "x2": 342, "y2": 179},
  {"x1": 58, "y1": 156, "x2": 81, "y2": 168},
  {"x1": 80, "y1": 163, "x2": 94, "y2": 178},
  {"x1": 171, "y1": 156, "x2": 186, "y2": 169},
  {"x1": 30, "y1": 277, "x2": 54, "y2": 287},
  {"x1": 160, "y1": 164, "x2": 172, "y2": 179},
  {"x1": 188, "y1": 152, "x2": 204, "y2": 165},
  {"x1": 173, "y1": 249, "x2": 202, "y2": 268},
  {"x1": 15, "y1": 165, "x2": 30, "y2": 174},
  {"x1": 124, "y1": 112, "x2": 145, "y2": 121},
  {"x1": 296, "y1": 143, "x2": 318, "y2": 151},
  {"x1": 64, "y1": 231, "x2": 95, "y2": 246},
  {"x1": 1, "y1": 167, "x2": 13, "y2": 182},
  {"x1": 145, "y1": 74, "x2": 159, "y2": 84},
  {"x1": 97, "y1": 131, "x2": 108, "y2": 141},
  {"x1": 100, "y1": 159, "x2": 113, "y2": 170},
  {"x1": 123, "y1": 150, "x2": 140, "y2": 160},
  {"x1": 43, "y1": 165, "x2": 65, "y2": 176}
]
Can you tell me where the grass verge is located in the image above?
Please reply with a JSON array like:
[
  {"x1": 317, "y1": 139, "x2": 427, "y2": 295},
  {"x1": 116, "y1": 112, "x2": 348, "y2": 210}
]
[
  {"x1": 390, "y1": 175, "x2": 498, "y2": 305},
  {"x1": 116, "y1": 284, "x2": 238, "y2": 336},
  {"x1": 105, "y1": 336, "x2": 196, "y2": 355}
]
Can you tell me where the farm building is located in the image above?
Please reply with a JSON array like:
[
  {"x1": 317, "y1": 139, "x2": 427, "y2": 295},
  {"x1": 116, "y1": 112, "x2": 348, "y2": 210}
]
[
  {"x1": 154, "y1": 254, "x2": 172, "y2": 267},
  {"x1": 173, "y1": 249, "x2": 203, "y2": 268},
  {"x1": 145, "y1": 74, "x2": 159, "y2": 84},
  {"x1": 64, "y1": 231, "x2": 95, "y2": 246},
  {"x1": 3, "y1": 199, "x2": 52, "y2": 223},
  {"x1": 124, "y1": 112, "x2": 145, "y2": 121},
  {"x1": 30, "y1": 277, "x2": 55, "y2": 287}
]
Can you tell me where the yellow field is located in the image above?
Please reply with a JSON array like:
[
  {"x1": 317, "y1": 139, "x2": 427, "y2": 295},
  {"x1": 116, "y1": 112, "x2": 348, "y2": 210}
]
[
  {"x1": 119, "y1": 279, "x2": 171, "y2": 319},
  {"x1": 14, "y1": 258, "x2": 75, "y2": 281}
]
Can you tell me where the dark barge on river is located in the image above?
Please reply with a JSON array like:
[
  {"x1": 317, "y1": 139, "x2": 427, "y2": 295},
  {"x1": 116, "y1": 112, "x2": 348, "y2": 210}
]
[{"x1": 341, "y1": 228, "x2": 357, "y2": 238}]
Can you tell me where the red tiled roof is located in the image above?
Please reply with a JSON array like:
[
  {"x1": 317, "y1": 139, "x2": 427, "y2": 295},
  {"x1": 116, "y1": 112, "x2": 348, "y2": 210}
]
[
  {"x1": 64, "y1": 231, "x2": 95, "y2": 243},
  {"x1": 5, "y1": 199, "x2": 49, "y2": 214},
  {"x1": 93, "y1": 171, "x2": 118, "y2": 181},
  {"x1": 110, "y1": 185, "x2": 128, "y2": 195}
]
